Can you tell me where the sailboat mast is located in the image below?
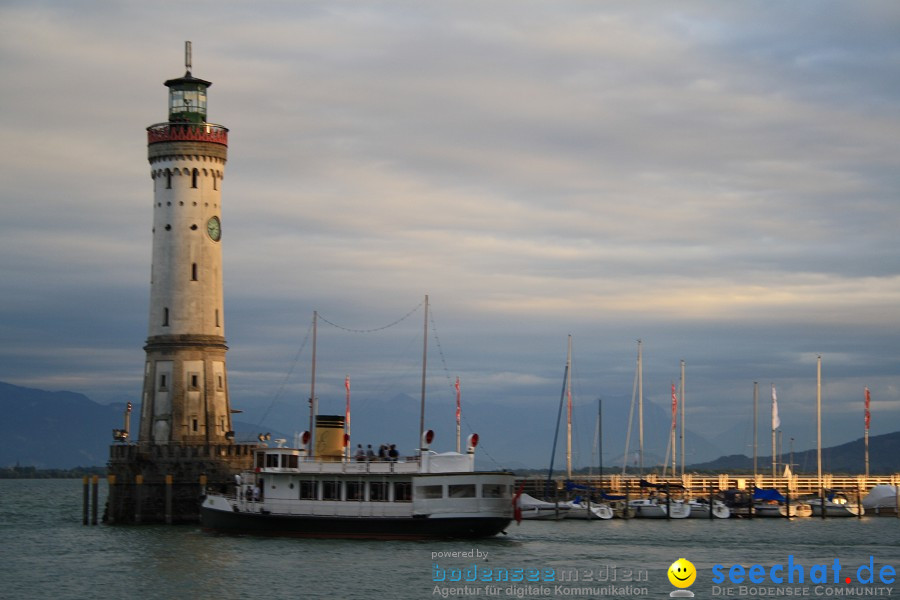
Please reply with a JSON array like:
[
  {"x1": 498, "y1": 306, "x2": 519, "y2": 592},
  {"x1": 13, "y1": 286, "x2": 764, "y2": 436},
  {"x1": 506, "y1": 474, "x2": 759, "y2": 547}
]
[
  {"x1": 419, "y1": 295, "x2": 429, "y2": 452},
  {"x1": 638, "y1": 339, "x2": 644, "y2": 477},
  {"x1": 817, "y1": 355, "x2": 822, "y2": 494},
  {"x1": 753, "y1": 381, "x2": 758, "y2": 478},
  {"x1": 308, "y1": 311, "x2": 318, "y2": 456},
  {"x1": 679, "y1": 359, "x2": 685, "y2": 478},
  {"x1": 566, "y1": 334, "x2": 573, "y2": 479}
]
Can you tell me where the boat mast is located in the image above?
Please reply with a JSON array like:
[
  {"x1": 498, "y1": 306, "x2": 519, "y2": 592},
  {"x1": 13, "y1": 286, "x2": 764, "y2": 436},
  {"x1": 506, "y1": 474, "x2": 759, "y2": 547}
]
[
  {"x1": 679, "y1": 359, "x2": 685, "y2": 478},
  {"x1": 638, "y1": 339, "x2": 644, "y2": 477},
  {"x1": 817, "y1": 355, "x2": 822, "y2": 495},
  {"x1": 864, "y1": 386, "x2": 871, "y2": 478},
  {"x1": 753, "y1": 381, "x2": 758, "y2": 478},
  {"x1": 566, "y1": 334, "x2": 573, "y2": 479},
  {"x1": 308, "y1": 310, "x2": 318, "y2": 456},
  {"x1": 771, "y1": 383, "x2": 778, "y2": 480},
  {"x1": 419, "y1": 294, "x2": 429, "y2": 453}
]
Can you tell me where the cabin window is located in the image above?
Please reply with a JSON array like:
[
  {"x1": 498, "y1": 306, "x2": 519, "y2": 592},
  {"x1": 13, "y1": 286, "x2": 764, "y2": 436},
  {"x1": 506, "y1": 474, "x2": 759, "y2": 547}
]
[
  {"x1": 394, "y1": 482, "x2": 412, "y2": 502},
  {"x1": 449, "y1": 484, "x2": 476, "y2": 498},
  {"x1": 322, "y1": 481, "x2": 341, "y2": 501},
  {"x1": 266, "y1": 454, "x2": 280, "y2": 468},
  {"x1": 255, "y1": 453, "x2": 265, "y2": 469},
  {"x1": 369, "y1": 482, "x2": 388, "y2": 502},
  {"x1": 346, "y1": 481, "x2": 364, "y2": 501},
  {"x1": 482, "y1": 484, "x2": 508, "y2": 498},
  {"x1": 417, "y1": 485, "x2": 443, "y2": 499},
  {"x1": 299, "y1": 480, "x2": 316, "y2": 500},
  {"x1": 284, "y1": 454, "x2": 298, "y2": 469}
]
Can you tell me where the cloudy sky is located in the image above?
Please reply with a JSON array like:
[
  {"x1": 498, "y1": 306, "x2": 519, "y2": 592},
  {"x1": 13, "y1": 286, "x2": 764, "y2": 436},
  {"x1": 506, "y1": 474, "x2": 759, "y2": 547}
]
[{"x1": 2, "y1": 1, "x2": 899, "y2": 468}]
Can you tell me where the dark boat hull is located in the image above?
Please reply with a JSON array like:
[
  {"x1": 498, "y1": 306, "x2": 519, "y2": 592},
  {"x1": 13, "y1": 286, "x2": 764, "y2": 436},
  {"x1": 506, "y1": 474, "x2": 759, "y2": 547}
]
[{"x1": 201, "y1": 506, "x2": 512, "y2": 540}]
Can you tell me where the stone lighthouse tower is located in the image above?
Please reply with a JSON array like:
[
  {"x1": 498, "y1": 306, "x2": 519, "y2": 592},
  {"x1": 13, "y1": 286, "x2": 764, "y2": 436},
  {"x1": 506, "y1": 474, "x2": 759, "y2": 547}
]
[
  {"x1": 139, "y1": 41, "x2": 232, "y2": 445},
  {"x1": 107, "y1": 43, "x2": 253, "y2": 524}
]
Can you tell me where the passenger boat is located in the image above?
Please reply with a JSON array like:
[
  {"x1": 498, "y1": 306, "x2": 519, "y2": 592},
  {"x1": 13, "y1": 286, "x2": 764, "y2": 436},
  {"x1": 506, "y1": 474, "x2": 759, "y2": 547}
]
[{"x1": 201, "y1": 433, "x2": 516, "y2": 539}]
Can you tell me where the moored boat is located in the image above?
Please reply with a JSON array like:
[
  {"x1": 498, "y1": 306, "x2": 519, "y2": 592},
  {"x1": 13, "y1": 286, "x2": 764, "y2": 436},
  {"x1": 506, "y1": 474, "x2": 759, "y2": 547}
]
[
  {"x1": 517, "y1": 493, "x2": 569, "y2": 520},
  {"x1": 201, "y1": 436, "x2": 516, "y2": 538},
  {"x1": 687, "y1": 499, "x2": 730, "y2": 519},
  {"x1": 628, "y1": 497, "x2": 691, "y2": 519},
  {"x1": 806, "y1": 492, "x2": 864, "y2": 517}
]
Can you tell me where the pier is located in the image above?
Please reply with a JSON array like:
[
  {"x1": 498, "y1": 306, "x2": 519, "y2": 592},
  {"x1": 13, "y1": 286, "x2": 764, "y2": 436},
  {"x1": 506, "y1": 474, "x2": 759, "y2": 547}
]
[{"x1": 517, "y1": 473, "x2": 900, "y2": 509}]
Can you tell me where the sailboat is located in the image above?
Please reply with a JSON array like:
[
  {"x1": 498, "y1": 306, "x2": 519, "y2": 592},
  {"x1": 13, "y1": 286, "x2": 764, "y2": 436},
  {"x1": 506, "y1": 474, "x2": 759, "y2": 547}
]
[
  {"x1": 543, "y1": 335, "x2": 613, "y2": 520},
  {"x1": 624, "y1": 342, "x2": 691, "y2": 519}
]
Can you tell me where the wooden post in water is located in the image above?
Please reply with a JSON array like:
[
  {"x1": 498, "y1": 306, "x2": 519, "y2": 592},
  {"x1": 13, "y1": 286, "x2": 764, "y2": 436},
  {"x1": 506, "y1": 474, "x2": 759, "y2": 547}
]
[
  {"x1": 91, "y1": 475, "x2": 99, "y2": 525},
  {"x1": 624, "y1": 479, "x2": 631, "y2": 519},
  {"x1": 666, "y1": 484, "x2": 671, "y2": 520},
  {"x1": 106, "y1": 475, "x2": 116, "y2": 525},
  {"x1": 165, "y1": 474, "x2": 173, "y2": 524},
  {"x1": 135, "y1": 474, "x2": 143, "y2": 524},
  {"x1": 82, "y1": 475, "x2": 89, "y2": 525}
]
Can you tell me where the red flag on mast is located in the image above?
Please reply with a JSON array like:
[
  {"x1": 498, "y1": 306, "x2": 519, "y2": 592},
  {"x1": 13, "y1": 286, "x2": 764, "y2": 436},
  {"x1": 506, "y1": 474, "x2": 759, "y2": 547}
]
[
  {"x1": 344, "y1": 375, "x2": 351, "y2": 432},
  {"x1": 671, "y1": 382, "x2": 678, "y2": 430},
  {"x1": 455, "y1": 377, "x2": 461, "y2": 424},
  {"x1": 865, "y1": 387, "x2": 871, "y2": 431}
]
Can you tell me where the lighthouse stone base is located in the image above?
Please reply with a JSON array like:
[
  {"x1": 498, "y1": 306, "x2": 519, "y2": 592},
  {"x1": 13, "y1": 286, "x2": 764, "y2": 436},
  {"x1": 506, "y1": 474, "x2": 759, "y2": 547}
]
[{"x1": 105, "y1": 442, "x2": 255, "y2": 524}]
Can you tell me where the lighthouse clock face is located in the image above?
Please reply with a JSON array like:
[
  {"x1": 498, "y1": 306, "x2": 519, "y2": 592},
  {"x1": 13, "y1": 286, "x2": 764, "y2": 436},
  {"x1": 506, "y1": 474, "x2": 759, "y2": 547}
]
[{"x1": 206, "y1": 216, "x2": 221, "y2": 241}]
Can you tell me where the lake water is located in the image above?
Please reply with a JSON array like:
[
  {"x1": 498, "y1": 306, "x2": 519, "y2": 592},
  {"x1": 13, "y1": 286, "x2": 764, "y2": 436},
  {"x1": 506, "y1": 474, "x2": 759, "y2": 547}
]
[{"x1": 2, "y1": 479, "x2": 899, "y2": 599}]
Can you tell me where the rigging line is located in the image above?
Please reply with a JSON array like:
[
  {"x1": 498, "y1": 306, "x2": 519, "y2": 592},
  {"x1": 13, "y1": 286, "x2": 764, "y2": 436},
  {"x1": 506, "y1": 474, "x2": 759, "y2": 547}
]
[
  {"x1": 428, "y1": 306, "x2": 456, "y2": 396},
  {"x1": 318, "y1": 299, "x2": 424, "y2": 334},
  {"x1": 256, "y1": 316, "x2": 314, "y2": 427}
]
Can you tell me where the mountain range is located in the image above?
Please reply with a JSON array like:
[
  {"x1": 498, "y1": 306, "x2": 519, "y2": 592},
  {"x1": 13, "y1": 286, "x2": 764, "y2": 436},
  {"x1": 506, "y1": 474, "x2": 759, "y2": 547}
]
[{"x1": 1, "y1": 380, "x2": 895, "y2": 473}]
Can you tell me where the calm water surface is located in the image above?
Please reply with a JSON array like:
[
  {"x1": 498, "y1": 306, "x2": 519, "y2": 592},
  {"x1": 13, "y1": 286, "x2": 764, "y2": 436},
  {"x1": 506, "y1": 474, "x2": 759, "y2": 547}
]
[{"x1": 2, "y1": 479, "x2": 899, "y2": 599}]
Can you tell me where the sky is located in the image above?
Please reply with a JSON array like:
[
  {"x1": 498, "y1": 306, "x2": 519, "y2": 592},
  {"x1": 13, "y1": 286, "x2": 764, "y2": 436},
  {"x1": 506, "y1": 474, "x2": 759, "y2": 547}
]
[{"x1": 2, "y1": 1, "x2": 899, "y2": 469}]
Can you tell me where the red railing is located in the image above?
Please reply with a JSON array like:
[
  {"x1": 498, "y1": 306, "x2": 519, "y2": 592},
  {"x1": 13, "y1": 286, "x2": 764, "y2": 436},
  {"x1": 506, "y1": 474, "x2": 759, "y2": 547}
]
[{"x1": 147, "y1": 122, "x2": 228, "y2": 146}]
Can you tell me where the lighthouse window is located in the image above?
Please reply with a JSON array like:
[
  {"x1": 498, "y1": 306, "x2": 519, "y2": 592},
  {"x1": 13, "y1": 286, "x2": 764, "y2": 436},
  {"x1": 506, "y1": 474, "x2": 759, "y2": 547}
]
[
  {"x1": 189, "y1": 374, "x2": 199, "y2": 389},
  {"x1": 192, "y1": 418, "x2": 198, "y2": 432},
  {"x1": 165, "y1": 169, "x2": 172, "y2": 189},
  {"x1": 215, "y1": 310, "x2": 220, "y2": 327},
  {"x1": 159, "y1": 374, "x2": 167, "y2": 390},
  {"x1": 191, "y1": 263, "x2": 198, "y2": 281},
  {"x1": 213, "y1": 175, "x2": 217, "y2": 191},
  {"x1": 191, "y1": 169, "x2": 199, "y2": 188},
  {"x1": 163, "y1": 307, "x2": 169, "y2": 326}
]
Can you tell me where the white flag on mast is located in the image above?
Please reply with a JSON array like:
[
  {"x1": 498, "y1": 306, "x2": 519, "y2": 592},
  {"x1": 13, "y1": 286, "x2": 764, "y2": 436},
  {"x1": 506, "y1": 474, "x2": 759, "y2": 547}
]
[{"x1": 771, "y1": 384, "x2": 781, "y2": 430}]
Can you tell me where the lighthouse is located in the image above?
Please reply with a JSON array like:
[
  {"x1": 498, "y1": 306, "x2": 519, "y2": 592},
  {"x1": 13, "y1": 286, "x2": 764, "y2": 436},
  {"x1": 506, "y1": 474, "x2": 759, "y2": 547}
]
[
  {"x1": 138, "y1": 42, "x2": 233, "y2": 445},
  {"x1": 106, "y1": 43, "x2": 253, "y2": 524}
]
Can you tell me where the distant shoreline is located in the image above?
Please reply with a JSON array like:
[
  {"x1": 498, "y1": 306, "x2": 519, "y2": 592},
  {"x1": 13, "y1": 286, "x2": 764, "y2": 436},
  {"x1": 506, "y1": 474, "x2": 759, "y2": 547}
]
[{"x1": 0, "y1": 466, "x2": 106, "y2": 479}]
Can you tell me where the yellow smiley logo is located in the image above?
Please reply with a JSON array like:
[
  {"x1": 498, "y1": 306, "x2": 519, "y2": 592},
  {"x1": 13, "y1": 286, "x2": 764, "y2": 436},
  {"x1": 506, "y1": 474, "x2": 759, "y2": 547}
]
[{"x1": 668, "y1": 558, "x2": 696, "y2": 588}]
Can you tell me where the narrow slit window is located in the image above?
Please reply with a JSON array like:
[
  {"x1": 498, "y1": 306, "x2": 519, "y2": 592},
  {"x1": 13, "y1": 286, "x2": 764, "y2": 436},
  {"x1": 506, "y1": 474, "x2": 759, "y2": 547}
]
[
  {"x1": 163, "y1": 307, "x2": 169, "y2": 326},
  {"x1": 191, "y1": 263, "x2": 198, "y2": 281},
  {"x1": 192, "y1": 418, "x2": 199, "y2": 432},
  {"x1": 165, "y1": 169, "x2": 172, "y2": 189},
  {"x1": 191, "y1": 168, "x2": 199, "y2": 188}
]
